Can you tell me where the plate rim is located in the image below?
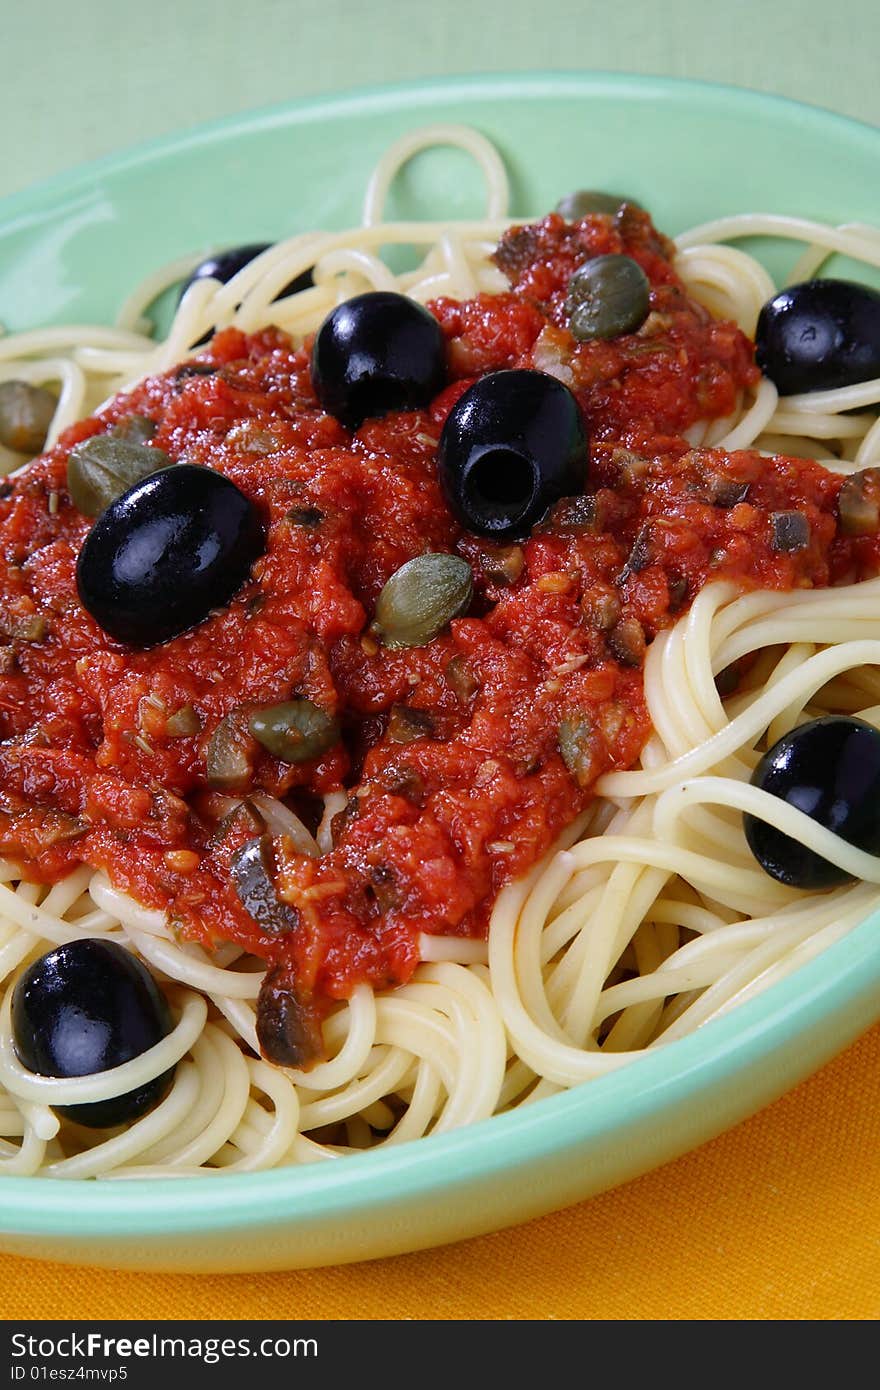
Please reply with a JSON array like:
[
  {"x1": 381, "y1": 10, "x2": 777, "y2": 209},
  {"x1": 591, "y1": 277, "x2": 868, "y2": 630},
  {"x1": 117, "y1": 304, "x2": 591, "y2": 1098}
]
[
  {"x1": 1, "y1": 68, "x2": 878, "y2": 223},
  {"x1": 1, "y1": 69, "x2": 879, "y2": 1245}
]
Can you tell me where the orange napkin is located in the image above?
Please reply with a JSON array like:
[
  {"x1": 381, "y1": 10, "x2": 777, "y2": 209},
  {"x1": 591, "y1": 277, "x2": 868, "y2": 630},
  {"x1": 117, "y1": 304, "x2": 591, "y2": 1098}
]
[{"x1": 4, "y1": 1022, "x2": 879, "y2": 1321}]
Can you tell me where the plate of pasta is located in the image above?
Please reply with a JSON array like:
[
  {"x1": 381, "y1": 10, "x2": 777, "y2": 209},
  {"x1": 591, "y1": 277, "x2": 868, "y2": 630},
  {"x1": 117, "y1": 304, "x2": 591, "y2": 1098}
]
[{"x1": 1, "y1": 72, "x2": 879, "y2": 1273}]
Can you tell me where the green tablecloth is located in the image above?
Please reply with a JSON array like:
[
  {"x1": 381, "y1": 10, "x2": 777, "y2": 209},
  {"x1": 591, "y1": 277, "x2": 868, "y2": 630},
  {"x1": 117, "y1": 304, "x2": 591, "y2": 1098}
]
[{"x1": 2, "y1": 0, "x2": 877, "y2": 201}]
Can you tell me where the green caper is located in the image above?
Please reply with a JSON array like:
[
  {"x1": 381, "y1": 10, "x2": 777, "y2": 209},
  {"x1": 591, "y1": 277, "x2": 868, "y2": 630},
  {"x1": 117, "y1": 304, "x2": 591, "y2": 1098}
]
[
  {"x1": 565, "y1": 254, "x2": 651, "y2": 342},
  {"x1": 66, "y1": 435, "x2": 172, "y2": 517},
  {"x1": 165, "y1": 703, "x2": 202, "y2": 737},
  {"x1": 559, "y1": 717, "x2": 596, "y2": 788},
  {"x1": 0, "y1": 381, "x2": 57, "y2": 455},
  {"x1": 373, "y1": 553, "x2": 473, "y2": 649},
  {"x1": 112, "y1": 414, "x2": 158, "y2": 446},
  {"x1": 248, "y1": 699, "x2": 340, "y2": 764},
  {"x1": 0, "y1": 611, "x2": 47, "y2": 642},
  {"x1": 556, "y1": 190, "x2": 642, "y2": 220}
]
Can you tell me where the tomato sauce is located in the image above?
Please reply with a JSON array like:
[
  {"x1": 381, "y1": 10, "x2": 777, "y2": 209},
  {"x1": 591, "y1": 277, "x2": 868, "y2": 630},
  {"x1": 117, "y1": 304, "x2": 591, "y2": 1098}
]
[{"x1": 0, "y1": 206, "x2": 869, "y2": 1025}]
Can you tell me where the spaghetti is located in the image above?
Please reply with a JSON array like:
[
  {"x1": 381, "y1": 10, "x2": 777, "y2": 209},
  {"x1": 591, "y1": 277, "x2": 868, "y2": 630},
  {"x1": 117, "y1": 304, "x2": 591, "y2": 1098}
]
[{"x1": 0, "y1": 125, "x2": 879, "y2": 1177}]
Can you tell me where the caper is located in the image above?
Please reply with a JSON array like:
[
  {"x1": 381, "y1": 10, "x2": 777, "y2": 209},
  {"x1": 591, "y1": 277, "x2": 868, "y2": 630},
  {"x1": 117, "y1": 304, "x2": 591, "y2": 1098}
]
[
  {"x1": 373, "y1": 553, "x2": 473, "y2": 649},
  {"x1": 565, "y1": 254, "x2": 651, "y2": 342},
  {"x1": 0, "y1": 381, "x2": 57, "y2": 455},
  {"x1": 559, "y1": 717, "x2": 596, "y2": 788},
  {"x1": 112, "y1": 414, "x2": 158, "y2": 446},
  {"x1": 248, "y1": 699, "x2": 340, "y2": 764},
  {"x1": 556, "y1": 190, "x2": 642, "y2": 220},
  {"x1": 67, "y1": 435, "x2": 172, "y2": 517},
  {"x1": 165, "y1": 703, "x2": 202, "y2": 737}
]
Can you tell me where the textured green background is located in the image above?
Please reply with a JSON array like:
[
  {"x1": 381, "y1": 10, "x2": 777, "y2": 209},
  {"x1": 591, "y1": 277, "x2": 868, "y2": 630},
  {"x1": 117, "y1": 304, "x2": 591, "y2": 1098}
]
[{"x1": 1, "y1": 0, "x2": 877, "y2": 201}]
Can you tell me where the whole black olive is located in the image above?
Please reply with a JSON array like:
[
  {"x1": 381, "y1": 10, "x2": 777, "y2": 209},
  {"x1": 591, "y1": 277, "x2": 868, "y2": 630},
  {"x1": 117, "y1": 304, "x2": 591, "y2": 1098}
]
[
  {"x1": 179, "y1": 243, "x2": 314, "y2": 303},
  {"x1": 179, "y1": 245, "x2": 314, "y2": 347},
  {"x1": 310, "y1": 291, "x2": 446, "y2": 429},
  {"x1": 744, "y1": 715, "x2": 880, "y2": 889},
  {"x1": 76, "y1": 464, "x2": 265, "y2": 647},
  {"x1": 437, "y1": 369, "x2": 588, "y2": 540},
  {"x1": 11, "y1": 939, "x2": 175, "y2": 1128},
  {"x1": 755, "y1": 279, "x2": 880, "y2": 395}
]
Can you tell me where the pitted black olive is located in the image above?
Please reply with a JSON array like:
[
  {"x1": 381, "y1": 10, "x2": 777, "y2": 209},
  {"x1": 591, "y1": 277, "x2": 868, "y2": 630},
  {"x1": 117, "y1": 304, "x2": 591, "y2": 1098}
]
[
  {"x1": 744, "y1": 715, "x2": 880, "y2": 889},
  {"x1": 755, "y1": 279, "x2": 880, "y2": 395},
  {"x1": 310, "y1": 291, "x2": 446, "y2": 429},
  {"x1": 11, "y1": 939, "x2": 174, "y2": 1128},
  {"x1": 179, "y1": 244, "x2": 314, "y2": 302},
  {"x1": 76, "y1": 464, "x2": 265, "y2": 647},
  {"x1": 437, "y1": 369, "x2": 588, "y2": 540},
  {"x1": 180, "y1": 245, "x2": 314, "y2": 346}
]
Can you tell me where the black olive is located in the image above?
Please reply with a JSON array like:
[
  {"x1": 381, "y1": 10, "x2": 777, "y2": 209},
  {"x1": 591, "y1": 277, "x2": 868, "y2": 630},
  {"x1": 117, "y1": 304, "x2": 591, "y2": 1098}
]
[
  {"x1": 770, "y1": 510, "x2": 810, "y2": 552},
  {"x1": 179, "y1": 245, "x2": 314, "y2": 347},
  {"x1": 256, "y1": 964, "x2": 324, "y2": 1069},
  {"x1": 76, "y1": 464, "x2": 265, "y2": 647},
  {"x1": 744, "y1": 715, "x2": 880, "y2": 889},
  {"x1": 310, "y1": 291, "x2": 446, "y2": 429},
  {"x1": 230, "y1": 835, "x2": 299, "y2": 936},
  {"x1": 755, "y1": 279, "x2": 880, "y2": 395},
  {"x1": 838, "y1": 468, "x2": 880, "y2": 535},
  {"x1": 173, "y1": 363, "x2": 218, "y2": 385},
  {"x1": 11, "y1": 939, "x2": 174, "y2": 1128},
  {"x1": 437, "y1": 369, "x2": 588, "y2": 540},
  {"x1": 179, "y1": 243, "x2": 314, "y2": 303}
]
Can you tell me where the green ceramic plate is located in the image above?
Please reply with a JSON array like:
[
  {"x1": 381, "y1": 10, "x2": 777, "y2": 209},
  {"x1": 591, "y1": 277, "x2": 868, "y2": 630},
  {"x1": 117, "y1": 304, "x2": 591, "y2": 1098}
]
[{"x1": 1, "y1": 73, "x2": 879, "y2": 1273}]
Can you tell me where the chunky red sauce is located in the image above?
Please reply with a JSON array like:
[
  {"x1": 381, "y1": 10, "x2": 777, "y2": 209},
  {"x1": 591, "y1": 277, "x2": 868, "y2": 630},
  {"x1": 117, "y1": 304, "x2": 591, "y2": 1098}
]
[{"x1": 0, "y1": 206, "x2": 873, "y2": 1041}]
